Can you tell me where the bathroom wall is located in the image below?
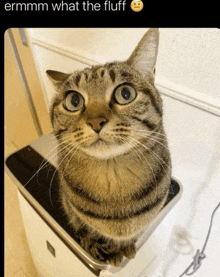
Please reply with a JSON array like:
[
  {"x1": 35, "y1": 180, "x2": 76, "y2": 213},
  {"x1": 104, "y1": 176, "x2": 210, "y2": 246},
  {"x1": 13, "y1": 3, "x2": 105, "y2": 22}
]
[
  {"x1": 5, "y1": 28, "x2": 52, "y2": 149},
  {"x1": 5, "y1": 32, "x2": 39, "y2": 148},
  {"x1": 27, "y1": 28, "x2": 220, "y2": 115}
]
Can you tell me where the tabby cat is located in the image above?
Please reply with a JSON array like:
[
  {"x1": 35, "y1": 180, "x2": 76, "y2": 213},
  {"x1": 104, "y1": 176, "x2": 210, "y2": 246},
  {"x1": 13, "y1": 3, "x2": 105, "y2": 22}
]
[{"x1": 46, "y1": 28, "x2": 171, "y2": 266}]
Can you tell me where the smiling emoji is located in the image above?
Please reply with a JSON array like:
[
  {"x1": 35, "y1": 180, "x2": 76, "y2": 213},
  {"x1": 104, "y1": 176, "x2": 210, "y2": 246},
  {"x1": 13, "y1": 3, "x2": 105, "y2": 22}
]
[{"x1": 130, "y1": 0, "x2": 144, "y2": 12}]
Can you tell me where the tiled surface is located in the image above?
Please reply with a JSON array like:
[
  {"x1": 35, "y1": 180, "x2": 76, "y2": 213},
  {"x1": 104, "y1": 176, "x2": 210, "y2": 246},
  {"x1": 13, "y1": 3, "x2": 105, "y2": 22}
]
[{"x1": 5, "y1": 141, "x2": 39, "y2": 277}]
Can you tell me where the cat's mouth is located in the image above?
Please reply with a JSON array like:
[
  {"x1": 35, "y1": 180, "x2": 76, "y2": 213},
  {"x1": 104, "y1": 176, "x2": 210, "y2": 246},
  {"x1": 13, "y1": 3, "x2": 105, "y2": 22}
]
[
  {"x1": 90, "y1": 138, "x2": 106, "y2": 146},
  {"x1": 80, "y1": 136, "x2": 132, "y2": 159},
  {"x1": 89, "y1": 137, "x2": 116, "y2": 150}
]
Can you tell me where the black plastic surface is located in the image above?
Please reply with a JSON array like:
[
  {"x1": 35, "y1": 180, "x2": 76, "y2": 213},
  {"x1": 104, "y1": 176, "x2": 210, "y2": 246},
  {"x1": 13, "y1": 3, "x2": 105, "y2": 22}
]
[{"x1": 6, "y1": 145, "x2": 79, "y2": 241}]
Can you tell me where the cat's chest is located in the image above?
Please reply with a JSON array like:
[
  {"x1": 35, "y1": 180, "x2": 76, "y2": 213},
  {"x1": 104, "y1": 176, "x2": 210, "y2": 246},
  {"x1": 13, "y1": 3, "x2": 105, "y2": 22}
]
[{"x1": 60, "y1": 154, "x2": 151, "y2": 201}]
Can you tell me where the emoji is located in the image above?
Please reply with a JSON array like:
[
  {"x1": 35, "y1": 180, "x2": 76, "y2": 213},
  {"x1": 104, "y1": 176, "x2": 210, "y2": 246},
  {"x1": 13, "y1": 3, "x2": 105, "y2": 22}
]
[{"x1": 130, "y1": 0, "x2": 144, "y2": 12}]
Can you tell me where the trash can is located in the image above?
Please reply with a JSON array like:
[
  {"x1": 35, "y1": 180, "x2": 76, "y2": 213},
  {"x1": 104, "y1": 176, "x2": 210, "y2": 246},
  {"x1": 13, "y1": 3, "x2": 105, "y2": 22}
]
[{"x1": 5, "y1": 133, "x2": 182, "y2": 277}]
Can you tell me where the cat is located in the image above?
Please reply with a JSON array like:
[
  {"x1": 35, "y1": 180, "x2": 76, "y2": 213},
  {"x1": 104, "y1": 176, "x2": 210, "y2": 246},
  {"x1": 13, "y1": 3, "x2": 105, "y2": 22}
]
[{"x1": 46, "y1": 28, "x2": 171, "y2": 266}]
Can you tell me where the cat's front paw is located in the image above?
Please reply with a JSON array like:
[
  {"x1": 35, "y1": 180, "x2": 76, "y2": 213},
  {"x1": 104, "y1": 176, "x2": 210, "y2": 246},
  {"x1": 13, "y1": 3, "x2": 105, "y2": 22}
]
[
  {"x1": 80, "y1": 236, "x2": 107, "y2": 262},
  {"x1": 102, "y1": 242, "x2": 136, "y2": 265},
  {"x1": 105, "y1": 251, "x2": 124, "y2": 266},
  {"x1": 123, "y1": 243, "x2": 136, "y2": 259},
  {"x1": 80, "y1": 235, "x2": 136, "y2": 266}
]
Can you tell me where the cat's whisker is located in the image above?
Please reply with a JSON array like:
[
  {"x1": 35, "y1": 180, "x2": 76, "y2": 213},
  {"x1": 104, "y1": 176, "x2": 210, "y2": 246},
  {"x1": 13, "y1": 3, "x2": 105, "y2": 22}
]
[
  {"x1": 39, "y1": 135, "x2": 74, "y2": 163},
  {"x1": 23, "y1": 140, "x2": 60, "y2": 188},
  {"x1": 130, "y1": 139, "x2": 158, "y2": 198},
  {"x1": 128, "y1": 139, "x2": 159, "y2": 200},
  {"x1": 134, "y1": 132, "x2": 170, "y2": 152},
  {"x1": 133, "y1": 128, "x2": 167, "y2": 138},
  {"x1": 59, "y1": 149, "x2": 78, "y2": 185},
  {"x1": 135, "y1": 135, "x2": 171, "y2": 199},
  {"x1": 24, "y1": 135, "x2": 74, "y2": 189},
  {"x1": 40, "y1": 136, "x2": 73, "y2": 177},
  {"x1": 133, "y1": 129, "x2": 168, "y2": 140},
  {"x1": 48, "y1": 136, "x2": 82, "y2": 206},
  {"x1": 115, "y1": 135, "x2": 143, "y2": 162},
  {"x1": 133, "y1": 127, "x2": 167, "y2": 135},
  {"x1": 59, "y1": 141, "x2": 82, "y2": 183},
  {"x1": 116, "y1": 135, "x2": 158, "y2": 194},
  {"x1": 129, "y1": 136, "x2": 171, "y2": 176},
  {"x1": 48, "y1": 142, "x2": 77, "y2": 207},
  {"x1": 50, "y1": 135, "x2": 92, "y2": 206}
]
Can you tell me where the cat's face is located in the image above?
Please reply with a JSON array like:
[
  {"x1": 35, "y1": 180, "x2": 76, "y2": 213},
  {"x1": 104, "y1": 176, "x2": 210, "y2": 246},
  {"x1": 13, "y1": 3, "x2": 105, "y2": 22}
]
[{"x1": 47, "y1": 29, "x2": 163, "y2": 159}]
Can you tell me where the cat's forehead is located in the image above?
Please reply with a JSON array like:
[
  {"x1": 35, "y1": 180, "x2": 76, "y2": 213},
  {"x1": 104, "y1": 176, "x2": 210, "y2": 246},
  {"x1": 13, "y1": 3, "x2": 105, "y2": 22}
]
[
  {"x1": 64, "y1": 63, "x2": 141, "y2": 100},
  {"x1": 75, "y1": 65, "x2": 116, "y2": 93},
  {"x1": 76, "y1": 64, "x2": 117, "y2": 84}
]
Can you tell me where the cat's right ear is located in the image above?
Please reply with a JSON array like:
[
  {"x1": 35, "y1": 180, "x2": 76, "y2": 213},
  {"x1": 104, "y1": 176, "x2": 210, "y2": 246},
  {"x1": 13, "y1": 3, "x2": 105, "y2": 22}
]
[
  {"x1": 46, "y1": 70, "x2": 70, "y2": 87},
  {"x1": 126, "y1": 28, "x2": 159, "y2": 82}
]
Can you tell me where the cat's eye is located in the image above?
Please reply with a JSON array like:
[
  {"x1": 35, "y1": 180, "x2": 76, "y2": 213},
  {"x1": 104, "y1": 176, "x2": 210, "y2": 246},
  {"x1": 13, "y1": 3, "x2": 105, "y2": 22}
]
[
  {"x1": 114, "y1": 84, "x2": 137, "y2": 105},
  {"x1": 63, "y1": 91, "x2": 84, "y2": 112}
]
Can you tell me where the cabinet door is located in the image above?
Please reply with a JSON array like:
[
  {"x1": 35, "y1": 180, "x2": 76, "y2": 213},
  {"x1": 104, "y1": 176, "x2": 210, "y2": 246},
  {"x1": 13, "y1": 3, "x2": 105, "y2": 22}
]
[{"x1": 5, "y1": 28, "x2": 51, "y2": 149}]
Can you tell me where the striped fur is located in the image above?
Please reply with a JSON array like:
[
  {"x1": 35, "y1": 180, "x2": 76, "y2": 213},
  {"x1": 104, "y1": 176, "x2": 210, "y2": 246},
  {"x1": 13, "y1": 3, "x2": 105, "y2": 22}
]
[{"x1": 47, "y1": 28, "x2": 171, "y2": 266}]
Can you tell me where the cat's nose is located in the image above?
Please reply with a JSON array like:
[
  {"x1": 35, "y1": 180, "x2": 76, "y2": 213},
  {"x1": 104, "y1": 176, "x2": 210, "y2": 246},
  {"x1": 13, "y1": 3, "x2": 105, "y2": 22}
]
[{"x1": 87, "y1": 117, "x2": 107, "y2": 133}]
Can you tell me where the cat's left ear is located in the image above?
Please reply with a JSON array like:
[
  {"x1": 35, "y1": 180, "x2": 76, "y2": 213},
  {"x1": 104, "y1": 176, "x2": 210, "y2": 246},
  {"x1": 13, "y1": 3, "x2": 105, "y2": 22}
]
[
  {"x1": 46, "y1": 70, "x2": 70, "y2": 87},
  {"x1": 126, "y1": 28, "x2": 159, "y2": 82}
]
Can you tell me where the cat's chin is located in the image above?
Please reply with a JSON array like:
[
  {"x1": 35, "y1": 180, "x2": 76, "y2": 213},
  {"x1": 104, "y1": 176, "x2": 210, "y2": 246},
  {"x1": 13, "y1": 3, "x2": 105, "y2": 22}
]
[{"x1": 80, "y1": 140, "x2": 131, "y2": 159}]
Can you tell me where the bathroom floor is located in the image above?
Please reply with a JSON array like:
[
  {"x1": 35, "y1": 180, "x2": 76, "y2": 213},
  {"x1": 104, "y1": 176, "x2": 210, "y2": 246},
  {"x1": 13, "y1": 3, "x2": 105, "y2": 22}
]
[{"x1": 5, "y1": 142, "x2": 39, "y2": 277}]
